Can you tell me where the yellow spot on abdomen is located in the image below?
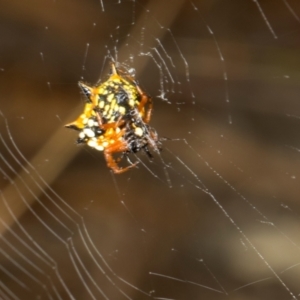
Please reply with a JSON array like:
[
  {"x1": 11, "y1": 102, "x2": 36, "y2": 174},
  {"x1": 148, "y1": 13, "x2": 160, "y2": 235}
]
[
  {"x1": 134, "y1": 127, "x2": 143, "y2": 137},
  {"x1": 119, "y1": 107, "x2": 126, "y2": 115},
  {"x1": 99, "y1": 101, "x2": 105, "y2": 108},
  {"x1": 129, "y1": 99, "x2": 134, "y2": 107},
  {"x1": 107, "y1": 93, "x2": 114, "y2": 102},
  {"x1": 104, "y1": 104, "x2": 110, "y2": 112}
]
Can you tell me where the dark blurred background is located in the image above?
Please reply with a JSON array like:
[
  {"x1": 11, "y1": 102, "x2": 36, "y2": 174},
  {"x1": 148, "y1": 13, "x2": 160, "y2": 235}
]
[{"x1": 1, "y1": 0, "x2": 300, "y2": 299}]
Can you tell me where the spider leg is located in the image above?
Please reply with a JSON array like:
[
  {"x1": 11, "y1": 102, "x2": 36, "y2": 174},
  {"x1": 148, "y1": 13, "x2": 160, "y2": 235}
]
[
  {"x1": 104, "y1": 151, "x2": 136, "y2": 174},
  {"x1": 111, "y1": 63, "x2": 118, "y2": 75},
  {"x1": 122, "y1": 152, "x2": 137, "y2": 166},
  {"x1": 135, "y1": 85, "x2": 153, "y2": 124},
  {"x1": 95, "y1": 111, "x2": 125, "y2": 130},
  {"x1": 104, "y1": 141, "x2": 138, "y2": 174},
  {"x1": 143, "y1": 146, "x2": 153, "y2": 159}
]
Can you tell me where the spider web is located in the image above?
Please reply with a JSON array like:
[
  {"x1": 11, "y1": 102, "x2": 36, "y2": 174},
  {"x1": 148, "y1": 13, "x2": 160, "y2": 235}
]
[{"x1": 1, "y1": 0, "x2": 300, "y2": 299}]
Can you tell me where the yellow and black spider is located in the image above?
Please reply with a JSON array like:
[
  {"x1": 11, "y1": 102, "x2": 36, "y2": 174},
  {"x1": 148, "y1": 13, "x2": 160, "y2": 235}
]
[{"x1": 65, "y1": 63, "x2": 161, "y2": 174}]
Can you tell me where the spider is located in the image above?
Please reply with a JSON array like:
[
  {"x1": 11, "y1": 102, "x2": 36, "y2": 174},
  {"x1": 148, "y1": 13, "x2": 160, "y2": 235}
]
[{"x1": 65, "y1": 63, "x2": 161, "y2": 174}]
